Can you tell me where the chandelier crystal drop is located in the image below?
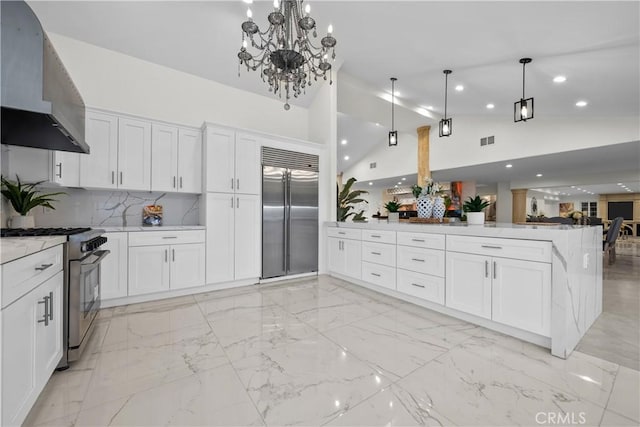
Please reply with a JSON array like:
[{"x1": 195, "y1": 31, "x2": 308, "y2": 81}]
[{"x1": 237, "y1": 0, "x2": 337, "y2": 110}]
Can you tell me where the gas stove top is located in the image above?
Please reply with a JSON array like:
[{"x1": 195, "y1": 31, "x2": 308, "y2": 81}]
[{"x1": 0, "y1": 227, "x2": 92, "y2": 237}]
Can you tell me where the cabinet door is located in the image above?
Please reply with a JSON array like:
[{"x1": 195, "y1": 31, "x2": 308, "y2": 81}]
[
  {"x1": 81, "y1": 111, "x2": 118, "y2": 189},
  {"x1": 51, "y1": 151, "x2": 80, "y2": 187},
  {"x1": 5, "y1": 145, "x2": 51, "y2": 184},
  {"x1": 128, "y1": 245, "x2": 170, "y2": 296},
  {"x1": 35, "y1": 271, "x2": 63, "y2": 388},
  {"x1": 170, "y1": 243, "x2": 205, "y2": 290},
  {"x1": 234, "y1": 194, "x2": 261, "y2": 280},
  {"x1": 445, "y1": 252, "x2": 492, "y2": 319},
  {"x1": 177, "y1": 129, "x2": 202, "y2": 193},
  {"x1": 151, "y1": 124, "x2": 179, "y2": 192},
  {"x1": 118, "y1": 118, "x2": 152, "y2": 191},
  {"x1": 492, "y1": 258, "x2": 551, "y2": 336},
  {"x1": 205, "y1": 193, "x2": 235, "y2": 284},
  {"x1": 343, "y1": 239, "x2": 362, "y2": 280},
  {"x1": 101, "y1": 232, "x2": 128, "y2": 300},
  {"x1": 235, "y1": 133, "x2": 261, "y2": 195},
  {"x1": 205, "y1": 127, "x2": 235, "y2": 193},
  {"x1": 1, "y1": 286, "x2": 38, "y2": 426},
  {"x1": 327, "y1": 237, "x2": 344, "y2": 274}
]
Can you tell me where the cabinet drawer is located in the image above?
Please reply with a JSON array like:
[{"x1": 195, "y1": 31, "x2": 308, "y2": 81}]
[
  {"x1": 327, "y1": 227, "x2": 361, "y2": 241},
  {"x1": 397, "y1": 232, "x2": 445, "y2": 250},
  {"x1": 397, "y1": 269, "x2": 445, "y2": 305},
  {"x1": 361, "y1": 241, "x2": 396, "y2": 267},
  {"x1": 361, "y1": 261, "x2": 396, "y2": 290},
  {"x1": 128, "y1": 230, "x2": 205, "y2": 246},
  {"x1": 397, "y1": 245, "x2": 444, "y2": 277},
  {"x1": 362, "y1": 229, "x2": 396, "y2": 244},
  {"x1": 1, "y1": 245, "x2": 63, "y2": 309},
  {"x1": 447, "y1": 235, "x2": 552, "y2": 263}
]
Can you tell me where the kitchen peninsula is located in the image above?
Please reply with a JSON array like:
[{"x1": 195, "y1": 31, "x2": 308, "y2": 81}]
[{"x1": 326, "y1": 221, "x2": 602, "y2": 359}]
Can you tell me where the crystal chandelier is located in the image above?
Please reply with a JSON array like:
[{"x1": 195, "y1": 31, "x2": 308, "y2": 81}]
[{"x1": 237, "y1": 0, "x2": 337, "y2": 110}]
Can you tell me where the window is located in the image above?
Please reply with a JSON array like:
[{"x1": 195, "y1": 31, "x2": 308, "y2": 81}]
[{"x1": 580, "y1": 202, "x2": 598, "y2": 217}]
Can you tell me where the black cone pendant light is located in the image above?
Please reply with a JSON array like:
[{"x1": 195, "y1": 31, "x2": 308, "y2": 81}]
[
  {"x1": 514, "y1": 57, "x2": 534, "y2": 122},
  {"x1": 439, "y1": 70, "x2": 452, "y2": 137},
  {"x1": 388, "y1": 77, "x2": 398, "y2": 146}
]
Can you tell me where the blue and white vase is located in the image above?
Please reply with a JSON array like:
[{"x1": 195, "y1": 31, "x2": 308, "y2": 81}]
[
  {"x1": 432, "y1": 196, "x2": 446, "y2": 221},
  {"x1": 417, "y1": 195, "x2": 434, "y2": 218}
]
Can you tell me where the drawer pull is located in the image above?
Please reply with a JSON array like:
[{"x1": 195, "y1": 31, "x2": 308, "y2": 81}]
[
  {"x1": 38, "y1": 296, "x2": 50, "y2": 326},
  {"x1": 411, "y1": 283, "x2": 425, "y2": 289},
  {"x1": 370, "y1": 272, "x2": 381, "y2": 277},
  {"x1": 411, "y1": 258, "x2": 425, "y2": 263},
  {"x1": 338, "y1": 231, "x2": 346, "y2": 235},
  {"x1": 493, "y1": 261, "x2": 497, "y2": 279},
  {"x1": 35, "y1": 263, "x2": 53, "y2": 271},
  {"x1": 485, "y1": 260, "x2": 489, "y2": 278},
  {"x1": 412, "y1": 238, "x2": 425, "y2": 242},
  {"x1": 371, "y1": 252, "x2": 382, "y2": 256},
  {"x1": 162, "y1": 236, "x2": 178, "y2": 239},
  {"x1": 371, "y1": 235, "x2": 381, "y2": 238},
  {"x1": 481, "y1": 245, "x2": 502, "y2": 249}
]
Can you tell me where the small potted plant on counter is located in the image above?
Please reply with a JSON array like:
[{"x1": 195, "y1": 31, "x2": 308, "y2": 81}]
[
  {"x1": 384, "y1": 200, "x2": 402, "y2": 222},
  {"x1": 1, "y1": 175, "x2": 65, "y2": 228},
  {"x1": 463, "y1": 195, "x2": 490, "y2": 225}
]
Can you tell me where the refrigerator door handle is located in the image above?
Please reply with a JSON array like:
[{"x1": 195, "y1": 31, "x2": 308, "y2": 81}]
[
  {"x1": 282, "y1": 172, "x2": 288, "y2": 273},
  {"x1": 287, "y1": 170, "x2": 292, "y2": 272}
]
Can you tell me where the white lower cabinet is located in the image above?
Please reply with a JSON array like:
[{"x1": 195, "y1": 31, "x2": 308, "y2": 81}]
[
  {"x1": 170, "y1": 243, "x2": 206, "y2": 290},
  {"x1": 128, "y1": 245, "x2": 171, "y2": 296},
  {"x1": 1, "y1": 268, "x2": 63, "y2": 427},
  {"x1": 101, "y1": 232, "x2": 128, "y2": 300},
  {"x1": 361, "y1": 261, "x2": 395, "y2": 290},
  {"x1": 492, "y1": 258, "x2": 551, "y2": 336},
  {"x1": 327, "y1": 237, "x2": 361, "y2": 280},
  {"x1": 445, "y1": 252, "x2": 493, "y2": 319},
  {"x1": 397, "y1": 269, "x2": 445, "y2": 305}
]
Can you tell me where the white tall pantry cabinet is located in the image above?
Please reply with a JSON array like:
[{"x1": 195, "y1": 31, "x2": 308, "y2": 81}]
[{"x1": 203, "y1": 125, "x2": 262, "y2": 285}]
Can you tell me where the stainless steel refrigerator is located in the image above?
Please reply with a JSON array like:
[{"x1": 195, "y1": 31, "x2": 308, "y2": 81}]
[{"x1": 262, "y1": 147, "x2": 319, "y2": 279}]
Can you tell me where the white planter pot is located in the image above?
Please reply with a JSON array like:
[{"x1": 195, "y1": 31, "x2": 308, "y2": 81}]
[
  {"x1": 9, "y1": 215, "x2": 35, "y2": 228},
  {"x1": 388, "y1": 212, "x2": 400, "y2": 222},
  {"x1": 466, "y1": 212, "x2": 485, "y2": 225}
]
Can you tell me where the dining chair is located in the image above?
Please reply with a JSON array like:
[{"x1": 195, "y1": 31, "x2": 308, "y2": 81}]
[{"x1": 603, "y1": 217, "x2": 624, "y2": 265}]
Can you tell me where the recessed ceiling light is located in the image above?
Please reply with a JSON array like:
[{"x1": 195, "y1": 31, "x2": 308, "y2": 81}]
[
  {"x1": 397, "y1": 182, "x2": 402, "y2": 185},
  {"x1": 505, "y1": 164, "x2": 513, "y2": 168},
  {"x1": 426, "y1": 106, "x2": 434, "y2": 110},
  {"x1": 341, "y1": 139, "x2": 347, "y2": 145},
  {"x1": 242, "y1": 0, "x2": 253, "y2": 3},
  {"x1": 576, "y1": 100, "x2": 588, "y2": 107},
  {"x1": 577, "y1": 188, "x2": 582, "y2": 190},
  {"x1": 343, "y1": 155, "x2": 349, "y2": 160},
  {"x1": 368, "y1": 182, "x2": 373, "y2": 186},
  {"x1": 401, "y1": 177, "x2": 406, "y2": 181},
  {"x1": 536, "y1": 173, "x2": 543, "y2": 177},
  {"x1": 486, "y1": 103, "x2": 495, "y2": 109},
  {"x1": 394, "y1": 185, "x2": 398, "y2": 188},
  {"x1": 455, "y1": 85, "x2": 464, "y2": 92},
  {"x1": 375, "y1": 123, "x2": 381, "y2": 127},
  {"x1": 571, "y1": 186, "x2": 575, "y2": 188},
  {"x1": 553, "y1": 75, "x2": 567, "y2": 83}
]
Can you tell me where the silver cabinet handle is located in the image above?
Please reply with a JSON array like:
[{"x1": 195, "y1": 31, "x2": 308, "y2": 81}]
[
  {"x1": 237, "y1": 197, "x2": 239, "y2": 208},
  {"x1": 411, "y1": 258, "x2": 425, "y2": 262},
  {"x1": 481, "y1": 245, "x2": 502, "y2": 249},
  {"x1": 236, "y1": 178, "x2": 240, "y2": 190},
  {"x1": 371, "y1": 272, "x2": 381, "y2": 277},
  {"x1": 339, "y1": 240, "x2": 343, "y2": 251},
  {"x1": 56, "y1": 163, "x2": 62, "y2": 178},
  {"x1": 112, "y1": 171, "x2": 115, "y2": 184},
  {"x1": 172, "y1": 249, "x2": 175, "y2": 262},
  {"x1": 38, "y1": 295, "x2": 50, "y2": 326},
  {"x1": 48, "y1": 291, "x2": 54, "y2": 321},
  {"x1": 162, "y1": 236, "x2": 178, "y2": 239},
  {"x1": 493, "y1": 261, "x2": 497, "y2": 279},
  {"x1": 231, "y1": 178, "x2": 234, "y2": 190},
  {"x1": 35, "y1": 263, "x2": 53, "y2": 271},
  {"x1": 120, "y1": 171, "x2": 123, "y2": 185},
  {"x1": 165, "y1": 249, "x2": 168, "y2": 262},
  {"x1": 412, "y1": 238, "x2": 425, "y2": 242},
  {"x1": 371, "y1": 234, "x2": 381, "y2": 238},
  {"x1": 411, "y1": 283, "x2": 425, "y2": 288},
  {"x1": 338, "y1": 231, "x2": 346, "y2": 235},
  {"x1": 180, "y1": 177, "x2": 183, "y2": 189},
  {"x1": 231, "y1": 197, "x2": 234, "y2": 208},
  {"x1": 173, "y1": 176, "x2": 177, "y2": 188},
  {"x1": 485, "y1": 260, "x2": 489, "y2": 278},
  {"x1": 371, "y1": 252, "x2": 381, "y2": 255}
]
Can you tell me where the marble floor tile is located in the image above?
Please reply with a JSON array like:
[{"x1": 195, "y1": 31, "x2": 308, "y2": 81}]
[
  {"x1": 323, "y1": 385, "x2": 455, "y2": 426},
  {"x1": 600, "y1": 410, "x2": 639, "y2": 426},
  {"x1": 74, "y1": 364, "x2": 264, "y2": 426},
  {"x1": 395, "y1": 346, "x2": 606, "y2": 426},
  {"x1": 230, "y1": 333, "x2": 390, "y2": 426},
  {"x1": 606, "y1": 366, "x2": 640, "y2": 422},
  {"x1": 196, "y1": 289, "x2": 279, "y2": 322},
  {"x1": 112, "y1": 294, "x2": 196, "y2": 316}
]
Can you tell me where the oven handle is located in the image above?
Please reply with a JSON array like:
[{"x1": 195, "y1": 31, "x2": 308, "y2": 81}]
[{"x1": 80, "y1": 250, "x2": 111, "y2": 273}]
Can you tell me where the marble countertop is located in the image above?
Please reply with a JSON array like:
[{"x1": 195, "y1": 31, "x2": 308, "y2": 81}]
[
  {"x1": 98, "y1": 225, "x2": 206, "y2": 233},
  {"x1": 0, "y1": 236, "x2": 67, "y2": 265}
]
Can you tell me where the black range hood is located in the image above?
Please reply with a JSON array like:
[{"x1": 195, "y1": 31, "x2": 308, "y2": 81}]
[{"x1": 1, "y1": 1, "x2": 89, "y2": 154}]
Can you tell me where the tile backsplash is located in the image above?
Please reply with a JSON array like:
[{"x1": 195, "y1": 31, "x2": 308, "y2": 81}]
[{"x1": 5, "y1": 188, "x2": 200, "y2": 228}]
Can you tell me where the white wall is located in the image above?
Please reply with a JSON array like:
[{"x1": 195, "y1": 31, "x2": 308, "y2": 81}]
[
  {"x1": 342, "y1": 130, "x2": 418, "y2": 182},
  {"x1": 429, "y1": 115, "x2": 639, "y2": 171},
  {"x1": 48, "y1": 33, "x2": 310, "y2": 141},
  {"x1": 496, "y1": 182, "x2": 512, "y2": 223}
]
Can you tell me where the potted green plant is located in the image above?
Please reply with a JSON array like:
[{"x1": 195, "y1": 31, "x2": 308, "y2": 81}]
[
  {"x1": 1, "y1": 176, "x2": 65, "y2": 228},
  {"x1": 337, "y1": 177, "x2": 368, "y2": 222},
  {"x1": 384, "y1": 200, "x2": 402, "y2": 222},
  {"x1": 463, "y1": 195, "x2": 490, "y2": 225}
]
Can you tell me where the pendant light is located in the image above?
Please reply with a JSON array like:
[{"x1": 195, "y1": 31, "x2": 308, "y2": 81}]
[
  {"x1": 388, "y1": 77, "x2": 398, "y2": 146},
  {"x1": 514, "y1": 57, "x2": 534, "y2": 122},
  {"x1": 439, "y1": 70, "x2": 452, "y2": 137}
]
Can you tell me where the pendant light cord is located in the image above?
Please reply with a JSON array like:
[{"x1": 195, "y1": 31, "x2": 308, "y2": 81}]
[
  {"x1": 391, "y1": 78, "x2": 396, "y2": 131},
  {"x1": 444, "y1": 73, "x2": 448, "y2": 119},
  {"x1": 522, "y1": 61, "x2": 526, "y2": 99}
]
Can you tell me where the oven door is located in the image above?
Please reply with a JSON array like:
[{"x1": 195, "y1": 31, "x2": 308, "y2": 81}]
[{"x1": 68, "y1": 249, "x2": 110, "y2": 352}]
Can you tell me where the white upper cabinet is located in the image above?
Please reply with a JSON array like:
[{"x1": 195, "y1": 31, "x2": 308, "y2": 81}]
[
  {"x1": 117, "y1": 118, "x2": 151, "y2": 191},
  {"x1": 4, "y1": 146, "x2": 80, "y2": 187},
  {"x1": 81, "y1": 111, "x2": 119, "y2": 189},
  {"x1": 51, "y1": 151, "x2": 80, "y2": 187},
  {"x1": 204, "y1": 126, "x2": 260, "y2": 195},
  {"x1": 151, "y1": 124, "x2": 179, "y2": 192},
  {"x1": 177, "y1": 128, "x2": 202, "y2": 193}
]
